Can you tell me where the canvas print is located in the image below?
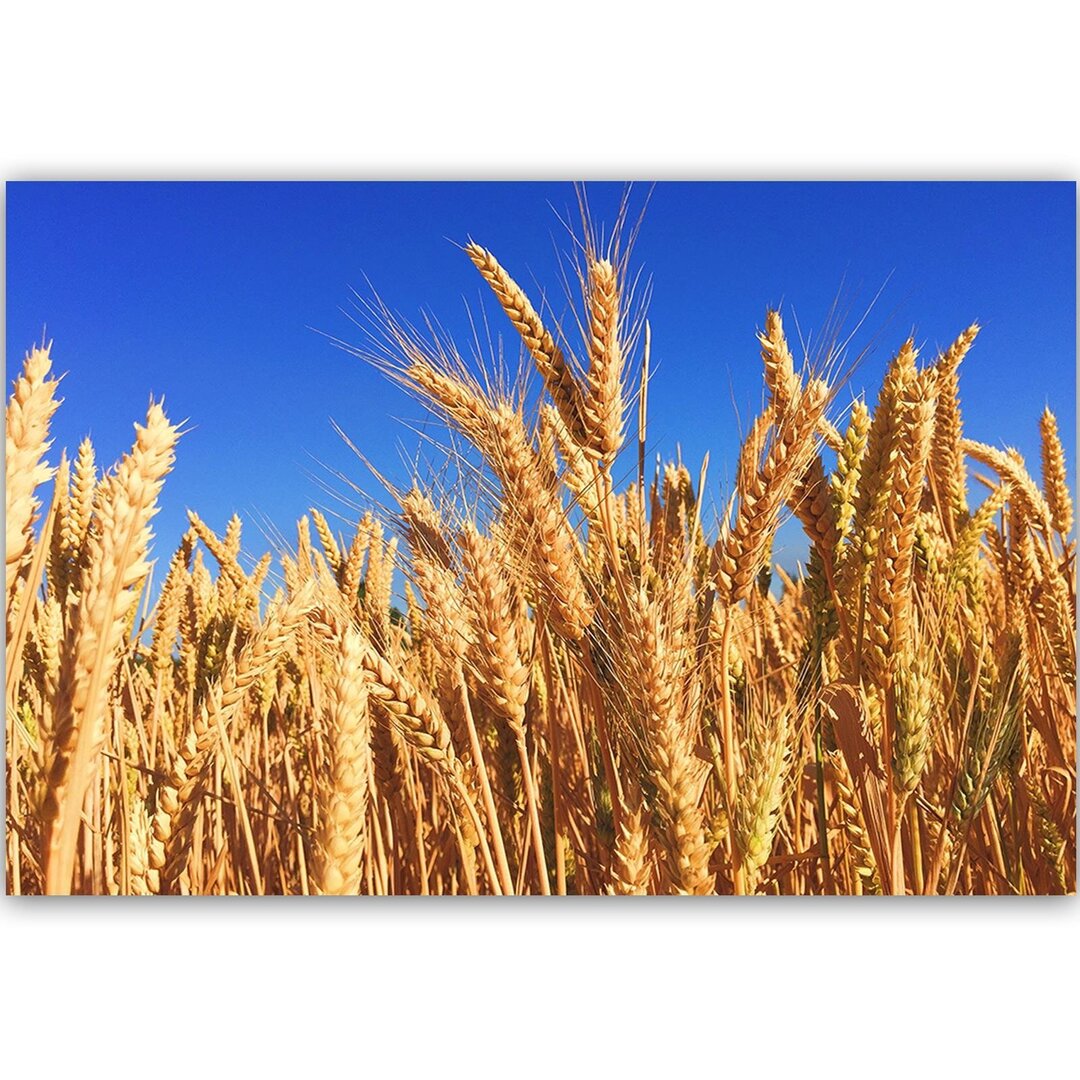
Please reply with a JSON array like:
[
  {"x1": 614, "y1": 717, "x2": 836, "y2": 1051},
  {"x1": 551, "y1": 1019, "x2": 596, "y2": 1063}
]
[{"x1": 5, "y1": 181, "x2": 1075, "y2": 896}]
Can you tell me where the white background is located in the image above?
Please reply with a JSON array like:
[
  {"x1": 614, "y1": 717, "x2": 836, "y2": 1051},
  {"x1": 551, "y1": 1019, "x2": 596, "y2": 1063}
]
[{"x1": 2, "y1": 3, "x2": 1077, "y2": 1076}]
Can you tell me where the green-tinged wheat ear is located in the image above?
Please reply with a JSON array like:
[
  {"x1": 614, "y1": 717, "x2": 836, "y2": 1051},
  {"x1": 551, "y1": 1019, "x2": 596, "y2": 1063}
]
[
  {"x1": 891, "y1": 645, "x2": 937, "y2": 793},
  {"x1": 731, "y1": 709, "x2": 792, "y2": 892},
  {"x1": 950, "y1": 637, "x2": 1027, "y2": 826},
  {"x1": 1026, "y1": 776, "x2": 1068, "y2": 894},
  {"x1": 948, "y1": 482, "x2": 1010, "y2": 599}
]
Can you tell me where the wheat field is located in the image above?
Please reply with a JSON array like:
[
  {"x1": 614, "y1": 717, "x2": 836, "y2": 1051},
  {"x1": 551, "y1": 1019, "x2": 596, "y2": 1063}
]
[{"x1": 4, "y1": 229, "x2": 1076, "y2": 896}]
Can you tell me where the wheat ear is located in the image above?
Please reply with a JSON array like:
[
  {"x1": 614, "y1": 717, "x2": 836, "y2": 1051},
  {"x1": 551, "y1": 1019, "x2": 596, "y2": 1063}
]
[
  {"x1": 6, "y1": 346, "x2": 62, "y2": 615},
  {"x1": 465, "y1": 242, "x2": 587, "y2": 444},
  {"x1": 150, "y1": 581, "x2": 315, "y2": 892},
  {"x1": 1039, "y1": 406, "x2": 1073, "y2": 537},
  {"x1": 43, "y1": 400, "x2": 179, "y2": 893},
  {"x1": 312, "y1": 623, "x2": 372, "y2": 895},
  {"x1": 581, "y1": 258, "x2": 625, "y2": 465}
]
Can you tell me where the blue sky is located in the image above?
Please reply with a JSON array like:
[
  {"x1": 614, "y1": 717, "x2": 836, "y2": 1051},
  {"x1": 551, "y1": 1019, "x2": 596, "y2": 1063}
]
[{"x1": 7, "y1": 181, "x2": 1076, "y2": 574}]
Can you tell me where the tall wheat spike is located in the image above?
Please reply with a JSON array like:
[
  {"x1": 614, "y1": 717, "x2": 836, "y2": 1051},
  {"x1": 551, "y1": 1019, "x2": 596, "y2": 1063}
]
[{"x1": 43, "y1": 400, "x2": 179, "y2": 894}]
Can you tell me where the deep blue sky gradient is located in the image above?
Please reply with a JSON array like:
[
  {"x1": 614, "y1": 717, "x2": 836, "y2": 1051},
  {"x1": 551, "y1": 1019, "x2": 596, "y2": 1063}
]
[{"x1": 7, "y1": 182, "x2": 1076, "y2": 573}]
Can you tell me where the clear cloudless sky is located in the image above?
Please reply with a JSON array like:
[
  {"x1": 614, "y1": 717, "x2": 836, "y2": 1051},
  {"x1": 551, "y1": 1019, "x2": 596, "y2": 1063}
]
[{"x1": 6, "y1": 181, "x2": 1076, "y2": 576}]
